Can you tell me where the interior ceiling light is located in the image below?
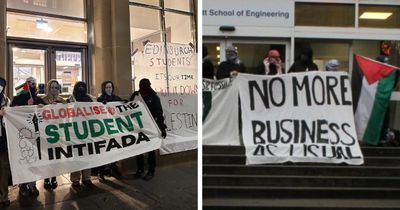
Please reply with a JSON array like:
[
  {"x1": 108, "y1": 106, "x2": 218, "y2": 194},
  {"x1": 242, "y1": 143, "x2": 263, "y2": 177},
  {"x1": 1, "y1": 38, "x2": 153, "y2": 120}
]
[{"x1": 360, "y1": 12, "x2": 392, "y2": 20}]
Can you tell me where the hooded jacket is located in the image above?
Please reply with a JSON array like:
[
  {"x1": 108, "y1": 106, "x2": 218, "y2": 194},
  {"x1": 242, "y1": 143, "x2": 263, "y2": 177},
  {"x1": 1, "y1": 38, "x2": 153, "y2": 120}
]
[
  {"x1": 130, "y1": 79, "x2": 166, "y2": 131},
  {"x1": 67, "y1": 81, "x2": 95, "y2": 102},
  {"x1": 288, "y1": 48, "x2": 319, "y2": 73},
  {"x1": 97, "y1": 81, "x2": 123, "y2": 103},
  {"x1": 42, "y1": 80, "x2": 66, "y2": 104}
]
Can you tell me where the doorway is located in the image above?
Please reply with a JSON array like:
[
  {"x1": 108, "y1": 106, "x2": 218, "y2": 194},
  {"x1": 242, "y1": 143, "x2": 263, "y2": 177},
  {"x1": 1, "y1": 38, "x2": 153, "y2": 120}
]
[
  {"x1": 204, "y1": 38, "x2": 290, "y2": 76},
  {"x1": 8, "y1": 42, "x2": 87, "y2": 97}
]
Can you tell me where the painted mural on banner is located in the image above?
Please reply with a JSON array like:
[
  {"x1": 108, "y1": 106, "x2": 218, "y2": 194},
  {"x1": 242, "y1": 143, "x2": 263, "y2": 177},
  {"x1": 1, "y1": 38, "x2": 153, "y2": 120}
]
[
  {"x1": 132, "y1": 42, "x2": 197, "y2": 95},
  {"x1": 4, "y1": 100, "x2": 161, "y2": 184},
  {"x1": 236, "y1": 72, "x2": 364, "y2": 165}
]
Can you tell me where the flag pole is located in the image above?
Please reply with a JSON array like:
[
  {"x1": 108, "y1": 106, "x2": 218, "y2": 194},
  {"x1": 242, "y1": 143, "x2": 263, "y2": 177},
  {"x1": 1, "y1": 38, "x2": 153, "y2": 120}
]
[{"x1": 27, "y1": 82, "x2": 33, "y2": 100}]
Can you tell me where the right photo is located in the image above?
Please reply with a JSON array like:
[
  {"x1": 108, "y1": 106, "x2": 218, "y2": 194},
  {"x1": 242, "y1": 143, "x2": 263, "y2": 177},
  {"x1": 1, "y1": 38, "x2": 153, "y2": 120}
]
[{"x1": 202, "y1": 0, "x2": 400, "y2": 209}]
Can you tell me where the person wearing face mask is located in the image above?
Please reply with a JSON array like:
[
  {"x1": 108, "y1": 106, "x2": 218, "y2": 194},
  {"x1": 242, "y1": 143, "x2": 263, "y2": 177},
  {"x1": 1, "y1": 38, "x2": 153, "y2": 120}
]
[
  {"x1": 256, "y1": 49, "x2": 284, "y2": 75},
  {"x1": 288, "y1": 47, "x2": 319, "y2": 73},
  {"x1": 67, "y1": 81, "x2": 95, "y2": 188},
  {"x1": 41, "y1": 80, "x2": 66, "y2": 190},
  {"x1": 11, "y1": 77, "x2": 46, "y2": 197},
  {"x1": 216, "y1": 46, "x2": 246, "y2": 79},
  {"x1": 96, "y1": 81, "x2": 123, "y2": 181},
  {"x1": 130, "y1": 79, "x2": 167, "y2": 181},
  {"x1": 0, "y1": 77, "x2": 11, "y2": 207}
]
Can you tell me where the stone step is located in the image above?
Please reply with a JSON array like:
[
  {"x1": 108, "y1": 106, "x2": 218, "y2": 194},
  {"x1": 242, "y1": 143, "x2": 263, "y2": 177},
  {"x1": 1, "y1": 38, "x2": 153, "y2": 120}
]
[
  {"x1": 203, "y1": 154, "x2": 400, "y2": 166},
  {"x1": 204, "y1": 174, "x2": 400, "y2": 188},
  {"x1": 203, "y1": 164, "x2": 400, "y2": 177},
  {"x1": 203, "y1": 146, "x2": 400, "y2": 157},
  {"x1": 203, "y1": 186, "x2": 400, "y2": 199},
  {"x1": 203, "y1": 198, "x2": 400, "y2": 209}
]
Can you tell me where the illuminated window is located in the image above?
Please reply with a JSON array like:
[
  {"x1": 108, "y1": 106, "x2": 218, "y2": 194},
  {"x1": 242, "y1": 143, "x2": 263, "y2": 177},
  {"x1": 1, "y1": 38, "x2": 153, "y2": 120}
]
[
  {"x1": 359, "y1": 5, "x2": 400, "y2": 28},
  {"x1": 7, "y1": 0, "x2": 86, "y2": 18},
  {"x1": 7, "y1": 12, "x2": 87, "y2": 43}
]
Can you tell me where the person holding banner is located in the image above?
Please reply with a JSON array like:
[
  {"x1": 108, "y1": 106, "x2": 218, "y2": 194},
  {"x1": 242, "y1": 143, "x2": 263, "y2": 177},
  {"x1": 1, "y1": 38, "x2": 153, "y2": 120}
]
[
  {"x1": 0, "y1": 77, "x2": 11, "y2": 207},
  {"x1": 11, "y1": 76, "x2": 45, "y2": 197},
  {"x1": 216, "y1": 46, "x2": 246, "y2": 79},
  {"x1": 256, "y1": 49, "x2": 284, "y2": 75},
  {"x1": 67, "y1": 82, "x2": 95, "y2": 188},
  {"x1": 288, "y1": 47, "x2": 318, "y2": 73},
  {"x1": 96, "y1": 80, "x2": 123, "y2": 181},
  {"x1": 41, "y1": 80, "x2": 66, "y2": 190},
  {"x1": 130, "y1": 79, "x2": 167, "y2": 181},
  {"x1": 203, "y1": 45, "x2": 215, "y2": 79}
]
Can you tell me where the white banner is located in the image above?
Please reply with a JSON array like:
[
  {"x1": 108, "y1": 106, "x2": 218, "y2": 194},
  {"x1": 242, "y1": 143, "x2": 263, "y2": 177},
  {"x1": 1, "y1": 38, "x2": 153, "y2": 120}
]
[
  {"x1": 237, "y1": 72, "x2": 364, "y2": 165},
  {"x1": 5, "y1": 100, "x2": 161, "y2": 184},
  {"x1": 159, "y1": 94, "x2": 197, "y2": 154},
  {"x1": 203, "y1": 78, "x2": 241, "y2": 145},
  {"x1": 133, "y1": 42, "x2": 197, "y2": 95},
  {"x1": 133, "y1": 42, "x2": 198, "y2": 154}
]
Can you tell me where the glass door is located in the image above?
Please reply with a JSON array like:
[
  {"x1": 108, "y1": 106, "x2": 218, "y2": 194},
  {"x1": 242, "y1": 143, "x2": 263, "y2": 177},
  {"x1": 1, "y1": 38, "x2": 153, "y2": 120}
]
[
  {"x1": 11, "y1": 46, "x2": 47, "y2": 96},
  {"x1": 227, "y1": 40, "x2": 290, "y2": 74},
  {"x1": 53, "y1": 50, "x2": 83, "y2": 95},
  {"x1": 203, "y1": 40, "x2": 226, "y2": 79},
  {"x1": 8, "y1": 43, "x2": 86, "y2": 97}
]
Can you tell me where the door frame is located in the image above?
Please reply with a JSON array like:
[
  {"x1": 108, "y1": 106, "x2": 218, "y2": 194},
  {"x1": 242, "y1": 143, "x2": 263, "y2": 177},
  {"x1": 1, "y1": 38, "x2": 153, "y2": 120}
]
[
  {"x1": 204, "y1": 38, "x2": 291, "y2": 71},
  {"x1": 7, "y1": 39, "x2": 88, "y2": 97},
  {"x1": 226, "y1": 39, "x2": 291, "y2": 71}
]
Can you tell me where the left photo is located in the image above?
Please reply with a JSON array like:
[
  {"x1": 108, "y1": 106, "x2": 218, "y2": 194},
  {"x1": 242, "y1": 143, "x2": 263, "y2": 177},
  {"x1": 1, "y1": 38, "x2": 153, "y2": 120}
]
[{"x1": 0, "y1": 0, "x2": 198, "y2": 209}]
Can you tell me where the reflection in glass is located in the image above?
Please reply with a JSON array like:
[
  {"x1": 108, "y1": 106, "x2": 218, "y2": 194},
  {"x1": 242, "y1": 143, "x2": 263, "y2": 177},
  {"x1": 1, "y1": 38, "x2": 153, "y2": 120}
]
[
  {"x1": 130, "y1": 6, "x2": 162, "y2": 52},
  {"x1": 7, "y1": 12, "x2": 87, "y2": 43},
  {"x1": 55, "y1": 51, "x2": 82, "y2": 95},
  {"x1": 165, "y1": 0, "x2": 190, "y2": 12},
  {"x1": 12, "y1": 48, "x2": 45, "y2": 96},
  {"x1": 165, "y1": 12, "x2": 193, "y2": 44}
]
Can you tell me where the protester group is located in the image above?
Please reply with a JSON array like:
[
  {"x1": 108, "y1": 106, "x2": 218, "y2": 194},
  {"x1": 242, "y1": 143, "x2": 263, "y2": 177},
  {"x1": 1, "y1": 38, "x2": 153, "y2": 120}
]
[{"x1": 0, "y1": 77, "x2": 167, "y2": 207}]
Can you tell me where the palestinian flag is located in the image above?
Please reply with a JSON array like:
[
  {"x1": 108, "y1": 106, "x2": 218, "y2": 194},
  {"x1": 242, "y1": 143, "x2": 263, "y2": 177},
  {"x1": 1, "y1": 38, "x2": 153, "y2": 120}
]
[
  {"x1": 352, "y1": 54, "x2": 398, "y2": 145},
  {"x1": 15, "y1": 82, "x2": 29, "y2": 95}
]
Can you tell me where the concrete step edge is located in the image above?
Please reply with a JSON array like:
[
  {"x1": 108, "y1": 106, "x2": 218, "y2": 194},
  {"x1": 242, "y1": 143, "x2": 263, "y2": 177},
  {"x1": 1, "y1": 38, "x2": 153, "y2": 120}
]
[
  {"x1": 203, "y1": 185, "x2": 400, "y2": 191},
  {"x1": 203, "y1": 198, "x2": 400, "y2": 208},
  {"x1": 203, "y1": 174, "x2": 400, "y2": 180}
]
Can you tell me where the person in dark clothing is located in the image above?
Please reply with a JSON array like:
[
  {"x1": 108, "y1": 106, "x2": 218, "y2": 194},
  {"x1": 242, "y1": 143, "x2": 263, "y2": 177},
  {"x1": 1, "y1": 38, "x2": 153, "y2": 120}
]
[
  {"x1": 97, "y1": 81, "x2": 123, "y2": 103},
  {"x1": 256, "y1": 49, "x2": 284, "y2": 75},
  {"x1": 203, "y1": 45, "x2": 215, "y2": 79},
  {"x1": 96, "y1": 81, "x2": 123, "y2": 181},
  {"x1": 11, "y1": 77, "x2": 45, "y2": 197},
  {"x1": 130, "y1": 79, "x2": 167, "y2": 181},
  {"x1": 216, "y1": 46, "x2": 246, "y2": 79},
  {"x1": 376, "y1": 55, "x2": 397, "y2": 144},
  {"x1": 0, "y1": 77, "x2": 10, "y2": 207},
  {"x1": 67, "y1": 81, "x2": 94, "y2": 188},
  {"x1": 288, "y1": 47, "x2": 319, "y2": 73}
]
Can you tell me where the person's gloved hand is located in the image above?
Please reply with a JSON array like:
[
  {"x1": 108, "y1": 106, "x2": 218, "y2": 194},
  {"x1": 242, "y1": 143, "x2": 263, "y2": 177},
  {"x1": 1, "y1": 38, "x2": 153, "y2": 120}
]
[{"x1": 161, "y1": 129, "x2": 167, "y2": 139}]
